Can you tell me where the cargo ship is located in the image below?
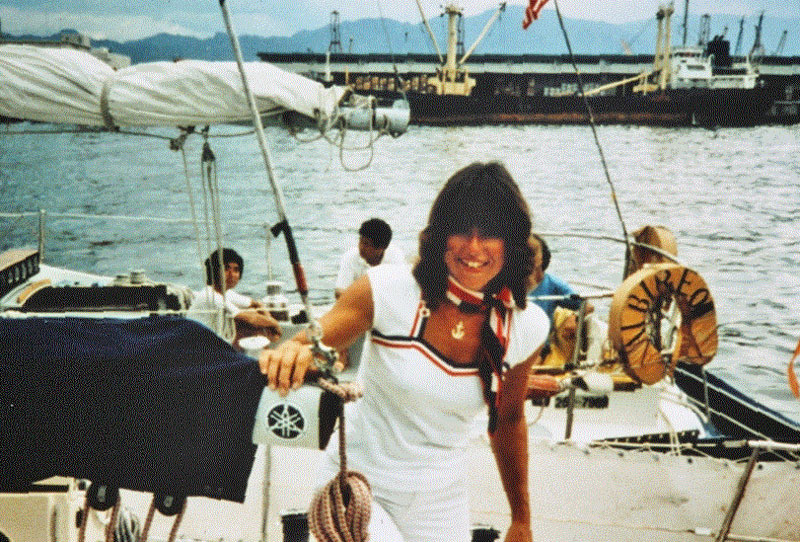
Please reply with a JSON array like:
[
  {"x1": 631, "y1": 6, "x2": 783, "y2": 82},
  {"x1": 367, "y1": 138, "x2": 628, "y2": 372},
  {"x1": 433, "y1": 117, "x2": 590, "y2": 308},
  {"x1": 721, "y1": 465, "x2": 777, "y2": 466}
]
[{"x1": 259, "y1": 4, "x2": 785, "y2": 127}]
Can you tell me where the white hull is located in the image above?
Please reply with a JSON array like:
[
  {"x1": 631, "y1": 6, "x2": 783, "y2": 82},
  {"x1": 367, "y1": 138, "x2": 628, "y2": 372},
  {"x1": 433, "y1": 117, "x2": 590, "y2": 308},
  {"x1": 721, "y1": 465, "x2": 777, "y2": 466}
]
[
  {"x1": 5, "y1": 433, "x2": 798, "y2": 542},
  {"x1": 470, "y1": 439, "x2": 800, "y2": 542}
]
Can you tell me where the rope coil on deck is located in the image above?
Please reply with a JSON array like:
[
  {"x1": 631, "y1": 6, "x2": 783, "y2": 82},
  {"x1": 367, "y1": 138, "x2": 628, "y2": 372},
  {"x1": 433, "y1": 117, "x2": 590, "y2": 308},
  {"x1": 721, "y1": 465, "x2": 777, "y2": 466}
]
[{"x1": 309, "y1": 378, "x2": 371, "y2": 542}]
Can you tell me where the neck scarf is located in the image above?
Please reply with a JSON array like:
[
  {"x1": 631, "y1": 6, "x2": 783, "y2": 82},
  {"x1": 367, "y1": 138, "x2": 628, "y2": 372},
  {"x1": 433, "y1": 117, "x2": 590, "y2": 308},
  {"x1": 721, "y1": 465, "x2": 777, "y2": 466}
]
[{"x1": 446, "y1": 276, "x2": 514, "y2": 433}]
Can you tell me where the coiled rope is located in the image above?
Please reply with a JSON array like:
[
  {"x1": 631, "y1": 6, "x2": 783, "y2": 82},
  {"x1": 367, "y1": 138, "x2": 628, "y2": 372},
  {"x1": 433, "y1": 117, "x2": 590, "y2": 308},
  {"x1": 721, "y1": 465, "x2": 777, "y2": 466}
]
[{"x1": 309, "y1": 378, "x2": 371, "y2": 542}]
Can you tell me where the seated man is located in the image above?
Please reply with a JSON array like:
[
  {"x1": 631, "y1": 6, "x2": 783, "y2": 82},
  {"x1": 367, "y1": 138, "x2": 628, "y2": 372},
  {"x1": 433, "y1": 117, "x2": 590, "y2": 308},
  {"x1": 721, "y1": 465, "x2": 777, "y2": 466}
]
[
  {"x1": 334, "y1": 218, "x2": 404, "y2": 368},
  {"x1": 188, "y1": 248, "x2": 281, "y2": 349},
  {"x1": 528, "y1": 235, "x2": 598, "y2": 371},
  {"x1": 335, "y1": 218, "x2": 404, "y2": 299},
  {"x1": 528, "y1": 234, "x2": 587, "y2": 320}
]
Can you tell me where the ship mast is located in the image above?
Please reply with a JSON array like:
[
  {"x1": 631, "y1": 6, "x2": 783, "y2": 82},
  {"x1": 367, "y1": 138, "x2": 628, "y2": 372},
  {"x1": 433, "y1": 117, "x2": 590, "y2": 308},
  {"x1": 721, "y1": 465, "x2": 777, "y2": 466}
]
[
  {"x1": 417, "y1": 2, "x2": 506, "y2": 96},
  {"x1": 658, "y1": 4, "x2": 674, "y2": 91},
  {"x1": 631, "y1": 3, "x2": 673, "y2": 94}
]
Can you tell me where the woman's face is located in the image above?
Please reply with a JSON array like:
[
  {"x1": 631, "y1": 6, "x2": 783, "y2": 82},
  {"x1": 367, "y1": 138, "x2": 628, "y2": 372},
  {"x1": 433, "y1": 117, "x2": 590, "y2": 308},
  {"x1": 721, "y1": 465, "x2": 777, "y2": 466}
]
[{"x1": 444, "y1": 228, "x2": 505, "y2": 292}]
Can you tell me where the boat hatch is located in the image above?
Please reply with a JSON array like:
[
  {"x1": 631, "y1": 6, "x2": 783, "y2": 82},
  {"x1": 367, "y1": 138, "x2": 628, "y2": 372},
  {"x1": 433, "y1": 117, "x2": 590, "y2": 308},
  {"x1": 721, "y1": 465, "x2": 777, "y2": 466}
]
[{"x1": 18, "y1": 284, "x2": 185, "y2": 313}]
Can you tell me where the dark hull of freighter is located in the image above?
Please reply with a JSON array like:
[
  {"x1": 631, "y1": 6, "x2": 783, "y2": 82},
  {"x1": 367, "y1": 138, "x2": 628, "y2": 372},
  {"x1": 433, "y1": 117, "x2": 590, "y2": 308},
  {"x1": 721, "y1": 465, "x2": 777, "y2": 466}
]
[{"x1": 366, "y1": 87, "x2": 779, "y2": 128}]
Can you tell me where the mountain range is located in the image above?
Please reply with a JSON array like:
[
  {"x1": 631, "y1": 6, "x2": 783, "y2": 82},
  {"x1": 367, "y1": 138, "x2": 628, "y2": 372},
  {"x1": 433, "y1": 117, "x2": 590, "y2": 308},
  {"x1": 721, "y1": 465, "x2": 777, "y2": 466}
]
[{"x1": 4, "y1": 5, "x2": 798, "y2": 64}]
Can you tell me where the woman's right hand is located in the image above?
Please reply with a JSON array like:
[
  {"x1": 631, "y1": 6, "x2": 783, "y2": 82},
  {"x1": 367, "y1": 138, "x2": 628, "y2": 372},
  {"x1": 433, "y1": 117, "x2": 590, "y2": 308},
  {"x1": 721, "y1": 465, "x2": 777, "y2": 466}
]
[
  {"x1": 258, "y1": 339, "x2": 317, "y2": 397},
  {"x1": 259, "y1": 275, "x2": 374, "y2": 396}
]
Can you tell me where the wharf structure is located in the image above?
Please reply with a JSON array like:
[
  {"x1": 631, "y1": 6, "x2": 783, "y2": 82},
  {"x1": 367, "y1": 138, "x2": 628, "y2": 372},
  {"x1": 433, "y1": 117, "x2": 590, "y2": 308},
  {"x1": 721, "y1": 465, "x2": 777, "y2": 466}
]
[
  {"x1": 258, "y1": 51, "x2": 800, "y2": 125},
  {"x1": 0, "y1": 31, "x2": 130, "y2": 69}
]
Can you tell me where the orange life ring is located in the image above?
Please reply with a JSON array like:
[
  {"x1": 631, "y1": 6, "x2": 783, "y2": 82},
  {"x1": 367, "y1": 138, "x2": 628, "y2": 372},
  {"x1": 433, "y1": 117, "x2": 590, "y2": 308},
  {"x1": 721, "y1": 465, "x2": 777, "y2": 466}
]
[{"x1": 608, "y1": 263, "x2": 717, "y2": 385}]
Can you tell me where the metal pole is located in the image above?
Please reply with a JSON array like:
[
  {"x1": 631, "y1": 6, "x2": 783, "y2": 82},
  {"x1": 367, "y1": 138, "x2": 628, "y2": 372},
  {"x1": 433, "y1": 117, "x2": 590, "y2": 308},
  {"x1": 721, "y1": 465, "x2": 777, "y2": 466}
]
[
  {"x1": 714, "y1": 446, "x2": 760, "y2": 542},
  {"x1": 564, "y1": 300, "x2": 587, "y2": 440},
  {"x1": 218, "y1": 0, "x2": 337, "y2": 367},
  {"x1": 218, "y1": 0, "x2": 311, "y2": 312},
  {"x1": 37, "y1": 209, "x2": 46, "y2": 262}
]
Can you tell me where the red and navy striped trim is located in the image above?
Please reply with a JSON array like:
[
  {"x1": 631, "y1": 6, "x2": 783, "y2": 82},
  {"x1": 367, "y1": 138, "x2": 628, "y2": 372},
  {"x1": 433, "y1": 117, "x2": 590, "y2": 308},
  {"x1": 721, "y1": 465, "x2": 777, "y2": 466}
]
[{"x1": 371, "y1": 330, "x2": 480, "y2": 376}]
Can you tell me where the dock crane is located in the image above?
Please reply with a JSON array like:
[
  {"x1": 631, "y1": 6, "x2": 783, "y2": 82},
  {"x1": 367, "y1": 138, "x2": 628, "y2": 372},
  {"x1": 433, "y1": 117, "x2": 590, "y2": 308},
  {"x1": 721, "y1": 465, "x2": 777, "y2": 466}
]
[
  {"x1": 734, "y1": 17, "x2": 745, "y2": 55},
  {"x1": 697, "y1": 14, "x2": 710, "y2": 46},
  {"x1": 750, "y1": 11, "x2": 765, "y2": 62},
  {"x1": 773, "y1": 30, "x2": 788, "y2": 55}
]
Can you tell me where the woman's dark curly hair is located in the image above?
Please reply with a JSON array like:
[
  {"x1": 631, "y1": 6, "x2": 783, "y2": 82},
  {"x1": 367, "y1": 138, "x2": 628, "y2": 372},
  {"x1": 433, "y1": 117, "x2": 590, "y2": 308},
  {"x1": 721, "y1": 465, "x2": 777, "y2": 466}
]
[{"x1": 412, "y1": 161, "x2": 534, "y2": 309}]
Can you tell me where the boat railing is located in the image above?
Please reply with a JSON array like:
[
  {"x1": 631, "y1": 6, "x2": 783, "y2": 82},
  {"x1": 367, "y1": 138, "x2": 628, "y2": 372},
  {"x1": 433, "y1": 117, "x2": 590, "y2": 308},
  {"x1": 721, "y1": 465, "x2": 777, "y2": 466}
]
[
  {"x1": 0, "y1": 209, "x2": 275, "y2": 264},
  {"x1": 674, "y1": 364, "x2": 800, "y2": 442}
]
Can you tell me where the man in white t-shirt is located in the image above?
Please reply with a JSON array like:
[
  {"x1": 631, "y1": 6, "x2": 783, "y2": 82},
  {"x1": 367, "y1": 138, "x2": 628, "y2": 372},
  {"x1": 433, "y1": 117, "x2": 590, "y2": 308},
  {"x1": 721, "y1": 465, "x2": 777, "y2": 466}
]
[
  {"x1": 335, "y1": 218, "x2": 404, "y2": 299},
  {"x1": 188, "y1": 248, "x2": 281, "y2": 347}
]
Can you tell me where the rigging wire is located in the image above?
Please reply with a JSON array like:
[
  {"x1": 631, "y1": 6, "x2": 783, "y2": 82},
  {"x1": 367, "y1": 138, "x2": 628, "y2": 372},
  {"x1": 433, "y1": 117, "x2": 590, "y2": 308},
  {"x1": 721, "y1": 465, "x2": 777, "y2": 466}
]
[
  {"x1": 626, "y1": 17, "x2": 656, "y2": 52},
  {"x1": 375, "y1": 0, "x2": 410, "y2": 101},
  {"x1": 551, "y1": 0, "x2": 632, "y2": 280},
  {"x1": 171, "y1": 128, "x2": 208, "y2": 285}
]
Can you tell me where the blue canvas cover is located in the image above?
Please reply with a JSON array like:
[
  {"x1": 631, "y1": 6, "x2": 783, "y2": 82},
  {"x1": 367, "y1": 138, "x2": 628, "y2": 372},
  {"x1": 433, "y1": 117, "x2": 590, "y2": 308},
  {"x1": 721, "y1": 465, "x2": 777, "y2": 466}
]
[{"x1": 0, "y1": 316, "x2": 264, "y2": 502}]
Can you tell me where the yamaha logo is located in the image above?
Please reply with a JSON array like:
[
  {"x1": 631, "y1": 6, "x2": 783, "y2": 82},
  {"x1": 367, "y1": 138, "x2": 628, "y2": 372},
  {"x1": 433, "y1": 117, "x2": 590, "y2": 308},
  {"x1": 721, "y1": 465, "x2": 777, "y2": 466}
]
[{"x1": 266, "y1": 401, "x2": 306, "y2": 439}]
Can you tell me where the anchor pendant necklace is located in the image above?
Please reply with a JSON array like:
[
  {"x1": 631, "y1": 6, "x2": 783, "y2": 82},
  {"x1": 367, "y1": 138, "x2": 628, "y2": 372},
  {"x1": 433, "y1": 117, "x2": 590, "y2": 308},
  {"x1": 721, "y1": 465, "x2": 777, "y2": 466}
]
[{"x1": 451, "y1": 321, "x2": 465, "y2": 340}]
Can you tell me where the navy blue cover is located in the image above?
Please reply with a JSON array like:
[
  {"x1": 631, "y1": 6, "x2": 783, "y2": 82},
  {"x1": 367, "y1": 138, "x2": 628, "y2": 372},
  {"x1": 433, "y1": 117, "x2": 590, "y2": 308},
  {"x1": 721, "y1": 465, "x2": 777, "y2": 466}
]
[{"x1": 0, "y1": 316, "x2": 264, "y2": 502}]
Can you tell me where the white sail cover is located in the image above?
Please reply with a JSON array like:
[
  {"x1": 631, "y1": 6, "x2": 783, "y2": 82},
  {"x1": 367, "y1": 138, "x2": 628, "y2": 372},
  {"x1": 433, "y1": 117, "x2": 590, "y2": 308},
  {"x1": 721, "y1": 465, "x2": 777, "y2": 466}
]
[{"x1": 0, "y1": 44, "x2": 348, "y2": 127}]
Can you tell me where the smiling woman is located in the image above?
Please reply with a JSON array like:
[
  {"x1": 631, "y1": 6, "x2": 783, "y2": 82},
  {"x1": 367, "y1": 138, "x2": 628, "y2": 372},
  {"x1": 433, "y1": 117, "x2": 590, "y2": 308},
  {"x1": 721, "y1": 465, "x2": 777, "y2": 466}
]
[
  {"x1": 444, "y1": 230, "x2": 505, "y2": 292},
  {"x1": 259, "y1": 161, "x2": 550, "y2": 542}
]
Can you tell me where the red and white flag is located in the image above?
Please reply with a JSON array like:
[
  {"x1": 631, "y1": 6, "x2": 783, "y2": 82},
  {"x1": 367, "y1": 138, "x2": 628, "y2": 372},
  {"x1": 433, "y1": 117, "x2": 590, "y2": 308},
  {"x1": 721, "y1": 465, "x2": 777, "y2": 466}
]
[{"x1": 522, "y1": 0, "x2": 550, "y2": 29}]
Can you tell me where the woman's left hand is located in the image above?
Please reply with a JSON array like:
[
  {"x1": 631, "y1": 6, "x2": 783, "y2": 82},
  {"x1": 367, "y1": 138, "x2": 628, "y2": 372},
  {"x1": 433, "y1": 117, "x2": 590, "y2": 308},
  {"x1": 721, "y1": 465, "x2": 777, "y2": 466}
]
[{"x1": 504, "y1": 520, "x2": 533, "y2": 542}]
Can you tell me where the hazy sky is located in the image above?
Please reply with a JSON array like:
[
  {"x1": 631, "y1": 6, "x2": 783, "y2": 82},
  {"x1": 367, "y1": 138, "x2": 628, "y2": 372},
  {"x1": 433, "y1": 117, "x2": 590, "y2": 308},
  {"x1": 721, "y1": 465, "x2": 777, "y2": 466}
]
[{"x1": 0, "y1": 0, "x2": 790, "y2": 42}]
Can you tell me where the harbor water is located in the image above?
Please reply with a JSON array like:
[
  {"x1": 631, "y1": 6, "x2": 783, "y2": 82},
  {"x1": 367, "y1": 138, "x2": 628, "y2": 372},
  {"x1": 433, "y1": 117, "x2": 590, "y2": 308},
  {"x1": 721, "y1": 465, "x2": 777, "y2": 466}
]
[{"x1": 1, "y1": 122, "x2": 799, "y2": 424}]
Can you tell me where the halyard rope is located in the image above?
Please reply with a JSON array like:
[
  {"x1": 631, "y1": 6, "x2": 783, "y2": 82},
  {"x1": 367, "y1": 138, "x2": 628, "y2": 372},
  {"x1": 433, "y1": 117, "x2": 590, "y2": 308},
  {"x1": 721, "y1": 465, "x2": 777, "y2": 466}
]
[
  {"x1": 309, "y1": 378, "x2": 371, "y2": 542},
  {"x1": 552, "y1": 0, "x2": 631, "y2": 279}
]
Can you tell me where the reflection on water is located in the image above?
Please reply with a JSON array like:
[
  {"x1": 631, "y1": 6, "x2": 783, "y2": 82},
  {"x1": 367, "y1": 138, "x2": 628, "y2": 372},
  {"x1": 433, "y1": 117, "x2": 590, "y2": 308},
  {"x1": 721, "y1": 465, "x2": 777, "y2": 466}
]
[{"x1": 1, "y1": 123, "x2": 799, "y2": 418}]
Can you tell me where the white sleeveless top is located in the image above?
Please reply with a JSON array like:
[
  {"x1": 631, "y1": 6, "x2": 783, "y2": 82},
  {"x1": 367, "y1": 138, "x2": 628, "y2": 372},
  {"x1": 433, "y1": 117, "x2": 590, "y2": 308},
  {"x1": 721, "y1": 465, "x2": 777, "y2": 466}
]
[{"x1": 324, "y1": 264, "x2": 549, "y2": 491}]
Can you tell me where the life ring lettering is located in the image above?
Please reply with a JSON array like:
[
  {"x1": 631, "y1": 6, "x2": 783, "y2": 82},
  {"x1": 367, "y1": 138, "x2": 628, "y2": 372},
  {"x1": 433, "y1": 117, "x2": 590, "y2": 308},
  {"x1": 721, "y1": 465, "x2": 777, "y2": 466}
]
[
  {"x1": 609, "y1": 263, "x2": 718, "y2": 385},
  {"x1": 266, "y1": 401, "x2": 307, "y2": 440}
]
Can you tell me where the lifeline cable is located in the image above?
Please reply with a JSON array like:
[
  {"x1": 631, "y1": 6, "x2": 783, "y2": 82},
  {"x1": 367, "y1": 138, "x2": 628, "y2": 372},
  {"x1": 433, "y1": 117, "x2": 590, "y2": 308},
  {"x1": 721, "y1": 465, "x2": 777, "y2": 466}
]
[{"x1": 551, "y1": 0, "x2": 632, "y2": 281}]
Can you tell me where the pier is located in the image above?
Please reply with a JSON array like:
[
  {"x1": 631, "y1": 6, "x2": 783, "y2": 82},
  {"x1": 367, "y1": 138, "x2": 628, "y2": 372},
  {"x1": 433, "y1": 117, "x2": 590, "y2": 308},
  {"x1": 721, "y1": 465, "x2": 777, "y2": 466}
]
[{"x1": 259, "y1": 52, "x2": 800, "y2": 123}]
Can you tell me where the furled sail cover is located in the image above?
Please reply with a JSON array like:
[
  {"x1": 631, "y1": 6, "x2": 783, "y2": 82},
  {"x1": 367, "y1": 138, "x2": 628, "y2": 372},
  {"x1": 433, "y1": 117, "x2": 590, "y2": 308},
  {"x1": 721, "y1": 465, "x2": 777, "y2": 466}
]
[
  {"x1": 0, "y1": 316, "x2": 265, "y2": 502},
  {"x1": 0, "y1": 44, "x2": 348, "y2": 127}
]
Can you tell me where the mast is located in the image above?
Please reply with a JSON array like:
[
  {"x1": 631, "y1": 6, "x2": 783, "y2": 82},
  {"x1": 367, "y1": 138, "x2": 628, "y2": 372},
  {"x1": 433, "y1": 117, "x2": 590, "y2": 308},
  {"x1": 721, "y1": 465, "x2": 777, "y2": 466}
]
[
  {"x1": 682, "y1": 0, "x2": 689, "y2": 46},
  {"x1": 658, "y1": 4, "x2": 674, "y2": 91},
  {"x1": 444, "y1": 4, "x2": 460, "y2": 82},
  {"x1": 425, "y1": 2, "x2": 506, "y2": 96}
]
